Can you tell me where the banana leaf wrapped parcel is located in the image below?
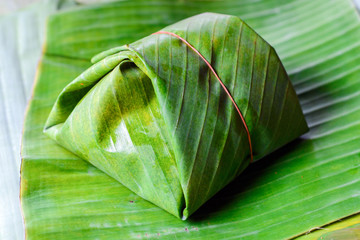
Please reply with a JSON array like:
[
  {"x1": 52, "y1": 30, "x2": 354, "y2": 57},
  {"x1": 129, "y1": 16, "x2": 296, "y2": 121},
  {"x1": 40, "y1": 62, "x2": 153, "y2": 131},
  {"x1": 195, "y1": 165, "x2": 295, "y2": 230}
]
[{"x1": 44, "y1": 13, "x2": 308, "y2": 219}]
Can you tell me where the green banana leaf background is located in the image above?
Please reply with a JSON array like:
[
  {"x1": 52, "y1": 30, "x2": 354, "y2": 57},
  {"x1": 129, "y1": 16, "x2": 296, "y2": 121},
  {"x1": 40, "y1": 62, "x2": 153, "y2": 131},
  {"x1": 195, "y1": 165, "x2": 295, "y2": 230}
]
[{"x1": 1, "y1": 0, "x2": 360, "y2": 239}]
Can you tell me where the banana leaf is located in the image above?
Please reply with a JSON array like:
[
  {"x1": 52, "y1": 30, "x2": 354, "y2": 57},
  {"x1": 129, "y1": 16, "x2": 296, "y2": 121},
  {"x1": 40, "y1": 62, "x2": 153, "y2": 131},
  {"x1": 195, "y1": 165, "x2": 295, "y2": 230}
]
[
  {"x1": 43, "y1": 12, "x2": 308, "y2": 219},
  {"x1": 21, "y1": 0, "x2": 360, "y2": 239},
  {"x1": 298, "y1": 214, "x2": 360, "y2": 240},
  {"x1": 318, "y1": 224, "x2": 360, "y2": 240}
]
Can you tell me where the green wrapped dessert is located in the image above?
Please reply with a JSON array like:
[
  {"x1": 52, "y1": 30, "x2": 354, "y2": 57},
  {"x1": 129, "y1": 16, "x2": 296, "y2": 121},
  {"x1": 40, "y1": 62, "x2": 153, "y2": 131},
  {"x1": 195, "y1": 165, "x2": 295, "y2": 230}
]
[{"x1": 44, "y1": 12, "x2": 308, "y2": 219}]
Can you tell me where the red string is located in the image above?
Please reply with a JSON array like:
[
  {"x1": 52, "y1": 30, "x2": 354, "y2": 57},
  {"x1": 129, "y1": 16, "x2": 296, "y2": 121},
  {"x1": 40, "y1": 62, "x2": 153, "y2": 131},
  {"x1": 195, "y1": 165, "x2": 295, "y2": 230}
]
[{"x1": 152, "y1": 31, "x2": 253, "y2": 163}]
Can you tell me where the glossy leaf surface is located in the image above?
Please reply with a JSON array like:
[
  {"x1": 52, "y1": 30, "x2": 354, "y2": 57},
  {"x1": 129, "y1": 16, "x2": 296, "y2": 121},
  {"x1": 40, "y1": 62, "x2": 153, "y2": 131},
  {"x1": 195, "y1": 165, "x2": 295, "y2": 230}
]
[{"x1": 21, "y1": 0, "x2": 360, "y2": 239}]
